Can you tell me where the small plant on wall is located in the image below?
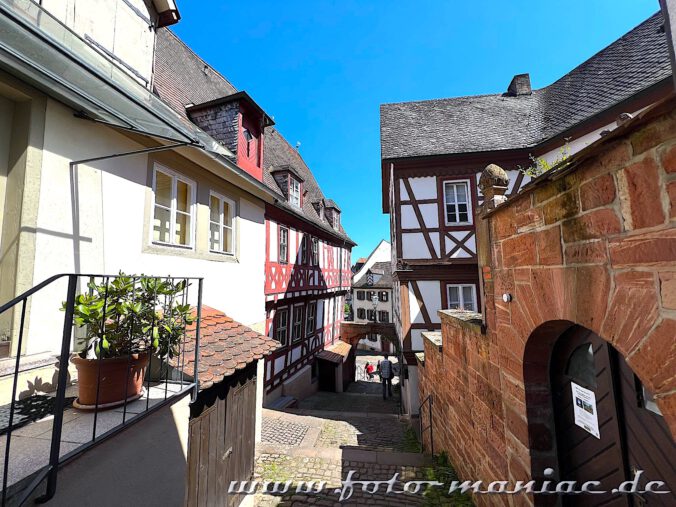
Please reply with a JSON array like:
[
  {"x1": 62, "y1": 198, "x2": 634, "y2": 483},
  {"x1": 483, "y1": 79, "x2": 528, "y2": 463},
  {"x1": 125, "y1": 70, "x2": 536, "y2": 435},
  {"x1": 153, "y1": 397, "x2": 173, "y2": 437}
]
[
  {"x1": 62, "y1": 273, "x2": 195, "y2": 408},
  {"x1": 518, "y1": 142, "x2": 570, "y2": 177}
]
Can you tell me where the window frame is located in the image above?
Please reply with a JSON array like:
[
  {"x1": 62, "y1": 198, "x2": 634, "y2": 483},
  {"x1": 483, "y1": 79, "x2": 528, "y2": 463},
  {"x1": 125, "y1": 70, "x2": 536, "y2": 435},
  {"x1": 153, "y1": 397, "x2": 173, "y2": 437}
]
[
  {"x1": 300, "y1": 234, "x2": 308, "y2": 265},
  {"x1": 443, "y1": 179, "x2": 473, "y2": 226},
  {"x1": 291, "y1": 304, "x2": 304, "y2": 342},
  {"x1": 208, "y1": 191, "x2": 236, "y2": 256},
  {"x1": 288, "y1": 177, "x2": 301, "y2": 208},
  {"x1": 305, "y1": 301, "x2": 317, "y2": 337},
  {"x1": 356, "y1": 291, "x2": 365, "y2": 301},
  {"x1": 311, "y1": 237, "x2": 319, "y2": 266},
  {"x1": 151, "y1": 164, "x2": 196, "y2": 249},
  {"x1": 446, "y1": 283, "x2": 477, "y2": 312},
  {"x1": 279, "y1": 226, "x2": 289, "y2": 263},
  {"x1": 379, "y1": 291, "x2": 389, "y2": 303},
  {"x1": 378, "y1": 310, "x2": 390, "y2": 323},
  {"x1": 366, "y1": 309, "x2": 377, "y2": 322},
  {"x1": 357, "y1": 308, "x2": 366, "y2": 320},
  {"x1": 275, "y1": 308, "x2": 289, "y2": 347}
]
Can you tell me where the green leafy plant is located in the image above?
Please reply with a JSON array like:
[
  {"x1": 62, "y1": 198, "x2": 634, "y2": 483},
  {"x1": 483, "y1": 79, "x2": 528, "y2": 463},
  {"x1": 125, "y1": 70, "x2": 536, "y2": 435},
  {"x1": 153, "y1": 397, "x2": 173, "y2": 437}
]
[
  {"x1": 423, "y1": 452, "x2": 475, "y2": 506},
  {"x1": 518, "y1": 143, "x2": 570, "y2": 177},
  {"x1": 62, "y1": 273, "x2": 195, "y2": 360}
]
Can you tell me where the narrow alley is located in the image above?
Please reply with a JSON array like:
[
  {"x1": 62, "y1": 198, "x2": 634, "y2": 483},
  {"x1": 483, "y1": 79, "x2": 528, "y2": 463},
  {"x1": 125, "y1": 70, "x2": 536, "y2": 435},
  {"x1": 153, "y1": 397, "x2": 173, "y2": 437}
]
[{"x1": 253, "y1": 358, "x2": 473, "y2": 506}]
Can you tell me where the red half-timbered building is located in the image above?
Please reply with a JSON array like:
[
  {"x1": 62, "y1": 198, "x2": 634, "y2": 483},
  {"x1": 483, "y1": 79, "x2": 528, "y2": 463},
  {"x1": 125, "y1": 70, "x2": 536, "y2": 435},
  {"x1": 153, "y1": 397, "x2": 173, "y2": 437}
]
[
  {"x1": 262, "y1": 130, "x2": 354, "y2": 400},
  {"x1": 380, "y1": 12, "x2": 672, "y2": 415}
]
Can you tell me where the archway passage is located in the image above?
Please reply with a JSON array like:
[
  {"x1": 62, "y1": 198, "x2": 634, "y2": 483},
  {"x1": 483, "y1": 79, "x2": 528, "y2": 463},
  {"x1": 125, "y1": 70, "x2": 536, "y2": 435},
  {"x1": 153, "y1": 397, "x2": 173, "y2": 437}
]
[{"x1": 526, "y1": 323, "x2": 676, "y2": 506}]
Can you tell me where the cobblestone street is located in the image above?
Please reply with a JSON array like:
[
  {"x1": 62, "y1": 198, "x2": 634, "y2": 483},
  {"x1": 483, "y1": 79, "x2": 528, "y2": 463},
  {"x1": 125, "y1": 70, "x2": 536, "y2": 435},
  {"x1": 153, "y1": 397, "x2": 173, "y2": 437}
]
[{"x1": 253, "y1": 387, "x2": 470, "y2": 506}]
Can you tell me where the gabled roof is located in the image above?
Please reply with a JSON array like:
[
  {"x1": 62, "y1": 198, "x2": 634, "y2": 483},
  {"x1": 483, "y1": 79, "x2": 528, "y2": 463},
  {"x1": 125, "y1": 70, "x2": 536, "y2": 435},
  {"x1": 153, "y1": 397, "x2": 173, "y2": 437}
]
[
  {"x1": 353, "y1": 262, "x2": 393, "y2": 289},
  {"x1": 154, "y1": 29, "x2": 354, "y2": 246},
  {"x1": 380, "y1": 12, "x2": 671, "y2": 160}
]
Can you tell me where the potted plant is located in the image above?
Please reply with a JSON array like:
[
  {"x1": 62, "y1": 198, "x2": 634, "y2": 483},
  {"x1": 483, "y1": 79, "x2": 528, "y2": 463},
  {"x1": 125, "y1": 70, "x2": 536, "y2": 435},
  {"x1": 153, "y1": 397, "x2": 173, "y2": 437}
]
[{"x1": 64, "y1": 274, "x2": 195, "y2": 409}]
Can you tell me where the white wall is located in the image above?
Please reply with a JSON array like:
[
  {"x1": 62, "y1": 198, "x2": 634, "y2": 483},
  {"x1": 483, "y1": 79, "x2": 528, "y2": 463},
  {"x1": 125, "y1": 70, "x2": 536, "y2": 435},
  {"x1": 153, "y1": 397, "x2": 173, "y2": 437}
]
[
  {"x1": 26, "y1": 99, "x2": 266, "y2": 355},
  {"x1": 40, "y1": 0, "x2": 157, "y2": 85},
  {"x1": 352, "y1": 240, "x2": 391, "y2": 285}
]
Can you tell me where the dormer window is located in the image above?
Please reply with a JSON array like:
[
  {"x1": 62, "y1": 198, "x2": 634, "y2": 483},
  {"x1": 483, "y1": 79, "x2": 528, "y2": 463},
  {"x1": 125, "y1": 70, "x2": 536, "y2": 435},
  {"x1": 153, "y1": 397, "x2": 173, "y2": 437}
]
[
  {"x1": 289, "y1": 177, "x2": 301, "y2": 208},
  {"x1": 243, "y1": 128, "x2": 254, "y2": 157}
]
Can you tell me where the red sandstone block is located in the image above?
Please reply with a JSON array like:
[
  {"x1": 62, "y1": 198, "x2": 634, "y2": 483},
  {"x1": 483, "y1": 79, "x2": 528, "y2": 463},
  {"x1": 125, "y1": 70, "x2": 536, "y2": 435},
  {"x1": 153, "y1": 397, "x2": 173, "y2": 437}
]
[
  {"x1": 631, "y1": 113, "x2": 676, "y2": 155},
  {"x1": 580, "y1": 173, "x2": 616, "y2": 211},
  {"x1": 564, "y1": 240, "x2": 608, "y2": 265},
  {"x1": 627, "y1": 318, "x2": 676, "y2": 393},
  {"x1": 659, "y1": 142, "x2": 676, "y2": 173},
  {"x1": 660, "y1": 272, "x2": 676, "y2": 310},
  {"x1": 493, "y1": 208, "x2": 517, "y2": 240},
  {"x1": 581, "y1": 140, "x2": 632, "y2": 182},
  {"x1": 513, "y1": 267, "x2": 531, "y2": 283},
  {"x1": 502, "y1": 233, "x2": 537, "y2": 267},
  {"x1": 535, "y1": 226, "x2": 563, "y2": 265},
  {"x1": 574, "y1": 265, "x2": 611, "y2": 332},
  {"x1": 504, "y1": 406, "x2": 530, "y2": 449},
  {"x1": 618, "y1": 156, "x2": 666, "y2": 229},
  {"x1": 534, "y1": 173, "x2": 579, "y2": 205},
  {"x1": 609, "y1": 228, "x2": 676, "y2": 267},
  {"x1": 601, "y1": 271, "x2": 660, "y2": 357},
  {"x1": 561, "y1": 208, "x2": 621, "y2": 243},
  {"x1": 516, "y1": 207, "x2": 545, "y2": 233},
  {"x1": 668, "y1": 180, "x2": 676, "y2": 219},
  {"x1": 542, "y1": 191, "x2": 580, "y2": 225}
]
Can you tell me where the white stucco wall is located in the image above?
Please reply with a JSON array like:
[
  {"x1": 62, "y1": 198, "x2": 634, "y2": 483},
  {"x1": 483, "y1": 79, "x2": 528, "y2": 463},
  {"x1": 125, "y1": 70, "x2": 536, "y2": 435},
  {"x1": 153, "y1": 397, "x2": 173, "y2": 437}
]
[
  {"x1": 25, "y1": 99, "x2": 266, "y2": 355},
  {"x1": 40, "y1": 0, "x2": 157, "y2": 85},
  {"x1": 352, "y1": 240, "x2": 390, "y2": 285}
]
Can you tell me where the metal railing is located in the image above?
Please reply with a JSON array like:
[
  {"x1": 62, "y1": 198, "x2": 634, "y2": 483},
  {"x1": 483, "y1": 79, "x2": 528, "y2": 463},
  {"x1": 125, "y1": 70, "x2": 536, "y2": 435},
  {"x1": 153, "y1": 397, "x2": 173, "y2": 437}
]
[
  {"x1": 0, "y1": 273, "x2": 203, "y2": 505},
  {"x1": 419, "y1": 394, "x2": 434, "y2": 455}
]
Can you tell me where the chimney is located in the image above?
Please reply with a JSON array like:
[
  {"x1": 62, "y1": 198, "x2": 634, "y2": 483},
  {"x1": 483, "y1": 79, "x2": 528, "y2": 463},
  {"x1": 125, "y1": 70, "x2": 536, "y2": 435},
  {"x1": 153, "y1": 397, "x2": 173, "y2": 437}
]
[{"x1": 506, "y1": 73, "x2": 532, "y2": 96}]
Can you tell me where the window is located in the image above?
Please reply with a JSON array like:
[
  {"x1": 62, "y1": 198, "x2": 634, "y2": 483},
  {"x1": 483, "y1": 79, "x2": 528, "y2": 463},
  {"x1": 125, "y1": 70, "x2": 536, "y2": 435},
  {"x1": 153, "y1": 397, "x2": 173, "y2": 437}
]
[
  {"x1": 379, "y1": 291, "x2": 389, "y2": 303},
  {"x1": 379, "y1": 311, "x2": 390, "y2": 323},
  {"x1": 443, "y1": 180, "x2": 472, "y2": 225},
  {"x1": 446, "y1": 284, "x2": 477, "y2": 312},
  {"x1": 152, "y1": 166, "x2": 195, "y2": 247},
  {"x1": 311, "y1": 237, "x2": 319, "y2": 266},
  {"x1": 300, "y1": 235, "x2": 309, "y2": 265},
  {"x1": 243, "y1": 128, "x2": 253, "y2": 157},
  {"x1": 306, "y1": 302, "x2": 317, "y2": 337},
  {"x1": 367, "y1": 309, "x2": 376, "y2": 322},
  {"x1": 292, "y1": 305, "x2": 303, "y2": 342},
  {"x1": 367, "y1": 291, "x2": 376, "y2": 302},
  {"x1": 279, "y1": 227, "x2": 289, "y2": 263},
  {"x1": 356, "y1": 291, "x2": 365, "y2": 301},
  {"x1": 289, "y1": 177, "x2": 301, "y2": 208},
  {"x1": 209, "y1": 192, "x2": 235, "y2": 255},
  {"x1": 275, "y1": 309, "x2": 289, "y2": 346},
  {"x1": 333, "y1": 213, "x2": 340, "y2": 229},
  {"x1": 357, "y1": 308, "x2": 366, "y2": 320}
]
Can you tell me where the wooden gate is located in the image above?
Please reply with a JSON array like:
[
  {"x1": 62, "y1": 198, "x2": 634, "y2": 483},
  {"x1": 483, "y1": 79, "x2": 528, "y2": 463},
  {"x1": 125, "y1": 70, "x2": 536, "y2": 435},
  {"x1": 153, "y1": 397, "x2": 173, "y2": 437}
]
[
  {"x1": 551, "y1": 326, "x2": 675, "y2": 506},
  {"x1": 186, "y1": 365, "x2": 257, "y2": 507}
]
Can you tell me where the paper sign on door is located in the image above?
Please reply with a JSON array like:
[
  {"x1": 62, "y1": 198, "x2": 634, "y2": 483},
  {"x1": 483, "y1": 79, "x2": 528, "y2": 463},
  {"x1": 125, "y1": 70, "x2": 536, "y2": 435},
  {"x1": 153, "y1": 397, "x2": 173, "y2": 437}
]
[{"x1": 571, "y1": 382, "x2": 600, "y2": 439}]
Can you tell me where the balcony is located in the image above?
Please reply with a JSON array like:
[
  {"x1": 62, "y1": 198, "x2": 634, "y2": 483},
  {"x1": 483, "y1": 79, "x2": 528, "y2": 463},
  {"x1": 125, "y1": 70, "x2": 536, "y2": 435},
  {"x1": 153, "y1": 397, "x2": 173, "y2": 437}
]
[{"x1": 0, "y1": 273, "x2": 203, "y2": 505}]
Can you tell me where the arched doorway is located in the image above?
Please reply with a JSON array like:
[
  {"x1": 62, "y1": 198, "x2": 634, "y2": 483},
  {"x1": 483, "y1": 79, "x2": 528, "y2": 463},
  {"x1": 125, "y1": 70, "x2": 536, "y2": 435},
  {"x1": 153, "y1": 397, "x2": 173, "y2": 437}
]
[{"x1": 525, "y1": 323, "x2": 675, "y2": 506}]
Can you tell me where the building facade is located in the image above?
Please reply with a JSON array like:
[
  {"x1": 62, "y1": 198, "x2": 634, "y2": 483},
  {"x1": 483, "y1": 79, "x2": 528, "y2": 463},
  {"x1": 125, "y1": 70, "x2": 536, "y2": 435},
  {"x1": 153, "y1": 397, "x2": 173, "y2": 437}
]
[
  {"x1": 351, "y1": 242, "x2": 394, "y2": 353},
  {"x1": 419, "y1": 96, "x2": 676, "y2": 506},
  {"x1": 380, "y1": 12, "x2": 672, "y2": 415}
]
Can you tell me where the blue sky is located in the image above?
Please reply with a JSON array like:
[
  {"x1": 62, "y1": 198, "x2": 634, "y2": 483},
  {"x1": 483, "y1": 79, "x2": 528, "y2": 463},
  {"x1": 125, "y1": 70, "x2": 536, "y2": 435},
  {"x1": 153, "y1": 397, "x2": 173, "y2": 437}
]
[{"x1": 173, "y1": 0, "x2": 659, "y2": 261}]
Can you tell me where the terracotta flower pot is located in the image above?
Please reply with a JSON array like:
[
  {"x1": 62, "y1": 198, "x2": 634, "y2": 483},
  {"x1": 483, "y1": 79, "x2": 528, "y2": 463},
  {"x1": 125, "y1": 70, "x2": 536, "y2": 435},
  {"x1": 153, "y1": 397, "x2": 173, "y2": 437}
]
[{"x1": 71, "y1": 352, "x2": 150, "y2": 408}]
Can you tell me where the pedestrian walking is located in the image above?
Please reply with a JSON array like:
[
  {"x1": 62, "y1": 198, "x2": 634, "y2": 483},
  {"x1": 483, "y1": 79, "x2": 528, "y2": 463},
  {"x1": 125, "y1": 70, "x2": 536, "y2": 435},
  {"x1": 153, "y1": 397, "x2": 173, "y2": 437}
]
[
  {"x1": 365, "y1": 362, "x2": 375, "y2": 380},
  {"x1": 380, "y1": 354, "x2": 393, "y2": 400}
]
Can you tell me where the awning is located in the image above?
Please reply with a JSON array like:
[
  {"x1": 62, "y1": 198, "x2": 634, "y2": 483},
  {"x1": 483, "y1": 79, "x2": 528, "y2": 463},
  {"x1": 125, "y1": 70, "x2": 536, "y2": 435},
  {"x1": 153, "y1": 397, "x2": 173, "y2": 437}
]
[
  {"x1": 316, "y1": 340, "x2": 352, "y2": 364},
  {"x1": 0, "y1": 0, "x2": 227, "y2": 154}
]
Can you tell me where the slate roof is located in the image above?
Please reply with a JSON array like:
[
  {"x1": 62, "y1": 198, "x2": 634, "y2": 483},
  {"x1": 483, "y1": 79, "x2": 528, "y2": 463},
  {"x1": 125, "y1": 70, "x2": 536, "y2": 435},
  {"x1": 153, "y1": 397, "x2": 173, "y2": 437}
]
[
  {"x1": 380, "y1": 12, "x2": 671, "y2": 160},
  {"x1": 178, "y1": 306, "x2": 279, "y2": 390},
  {"x1": 153, "y1": 29, "x2": 354, "y2": 246},
  {"x1": 353, "y1": 262, "x2": 393, "y2": 289}
]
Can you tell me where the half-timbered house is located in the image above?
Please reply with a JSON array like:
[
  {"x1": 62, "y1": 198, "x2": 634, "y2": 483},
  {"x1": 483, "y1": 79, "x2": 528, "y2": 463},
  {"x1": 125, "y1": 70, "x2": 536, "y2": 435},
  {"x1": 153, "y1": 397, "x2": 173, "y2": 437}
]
[
  {"x1": 380, "y1": 12, "x2": 672, "y2": 415},
  {"x1": 154, "y1": 30, "x2": 354, "y2": 405}
]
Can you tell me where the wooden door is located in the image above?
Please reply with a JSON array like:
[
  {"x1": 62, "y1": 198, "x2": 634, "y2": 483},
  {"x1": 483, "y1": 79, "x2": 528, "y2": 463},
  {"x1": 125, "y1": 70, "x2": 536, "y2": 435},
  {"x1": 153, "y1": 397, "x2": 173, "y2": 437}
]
[
  {"x1": 186, "y1": 372, "x2": 257, "y2": 507},
  {"x1": 551, "y1": 327, "x2": 629, "y2": 506},
  {"x1": 617, "y1": 356, "x2": 676, "y2": 506},
  {"x1": 551, "y1": 326, "x2": 676, "y2": 506}
]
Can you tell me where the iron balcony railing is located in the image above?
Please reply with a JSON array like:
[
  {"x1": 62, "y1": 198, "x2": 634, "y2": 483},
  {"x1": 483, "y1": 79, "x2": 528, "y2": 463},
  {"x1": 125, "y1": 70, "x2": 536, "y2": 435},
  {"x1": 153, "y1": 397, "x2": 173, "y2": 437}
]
[{"x1": 0, "y1": 273, "x2": 203, "y2": 505}]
